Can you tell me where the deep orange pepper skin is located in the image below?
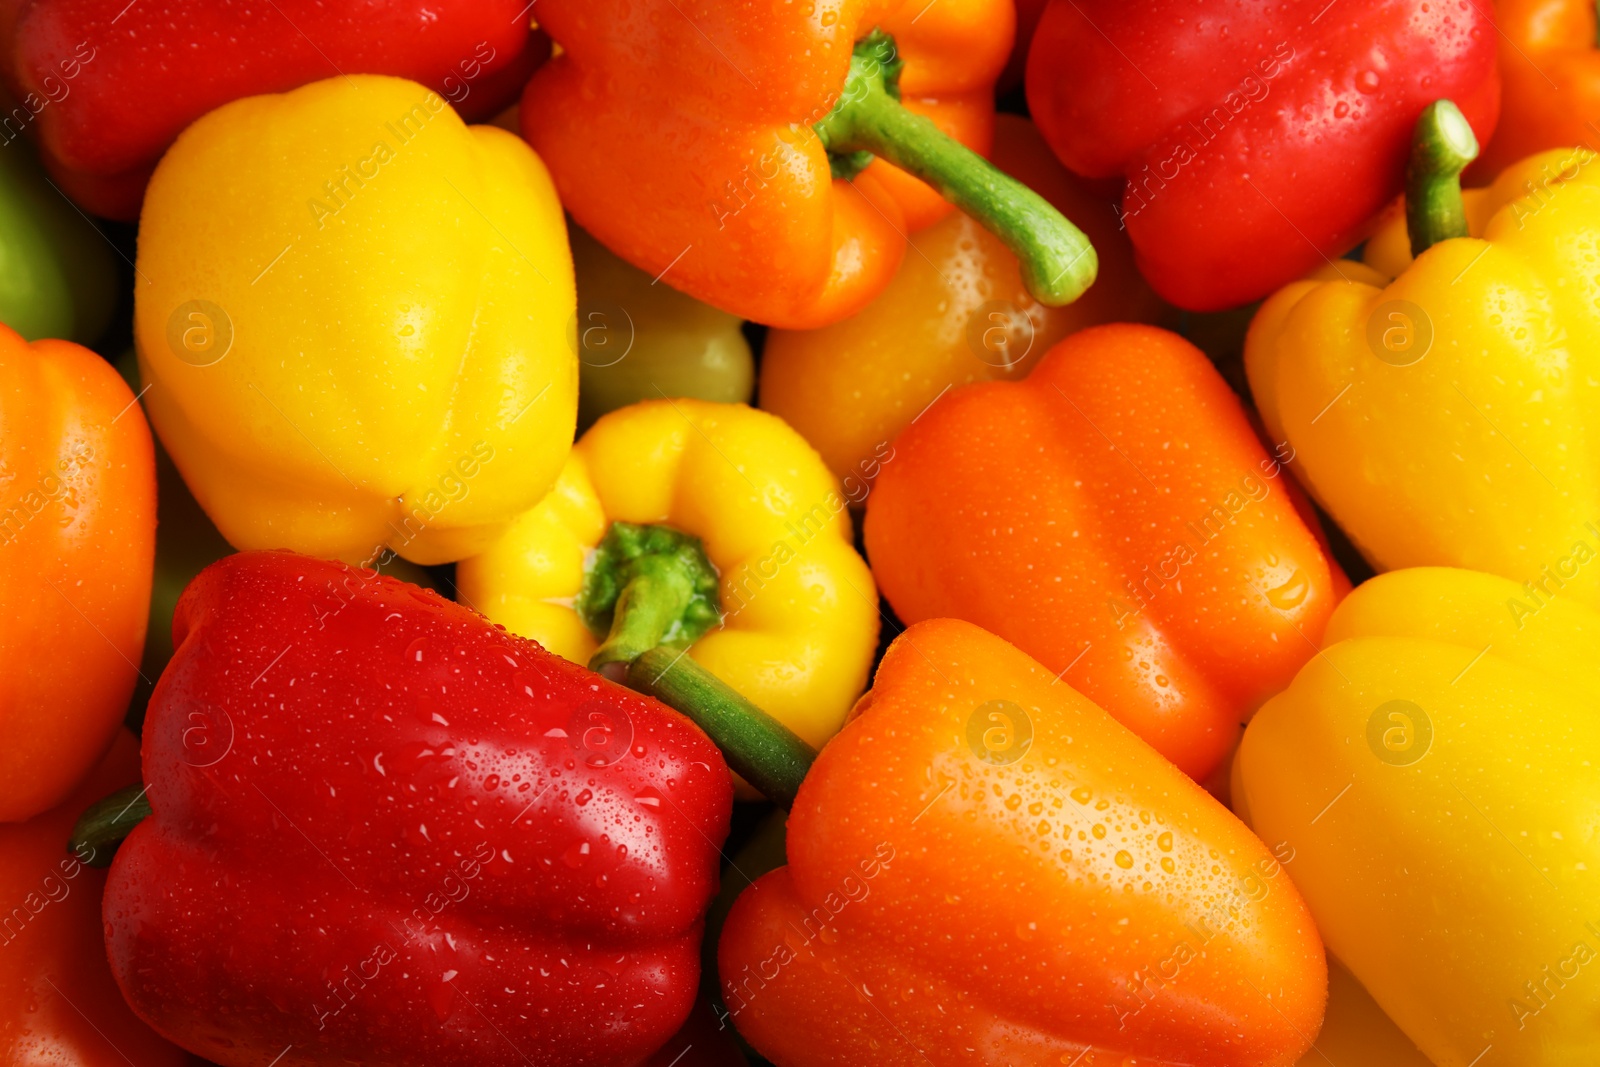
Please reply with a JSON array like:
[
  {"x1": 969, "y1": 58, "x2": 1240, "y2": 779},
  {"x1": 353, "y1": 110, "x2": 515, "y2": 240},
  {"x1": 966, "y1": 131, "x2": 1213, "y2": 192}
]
[
  {"x1": 863, "y1": 324, "x2": 1345, "y2": 781},
  {"x1": 520, "y1": 0, "x2": 1012, "y2": 329},
  {"x1": 0, "y1": 729, "x2": 191, "y2": 1066},
  {"x1": 1474, "y1": 0, "x2": 1600, "y2": 177},
  {"x1": 718, "y1": 619, "x2": 1326, "y2": 1066},
  {"x1": 0, "y1": 325, "x2": 154, "y2": 822}
]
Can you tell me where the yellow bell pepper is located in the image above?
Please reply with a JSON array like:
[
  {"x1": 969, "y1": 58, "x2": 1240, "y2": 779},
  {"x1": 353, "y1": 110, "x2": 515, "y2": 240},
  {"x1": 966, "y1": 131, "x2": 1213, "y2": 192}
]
[
  {"x1": 1246, "y1": 136, "x2": 1600, "y2": 607},
  {"x1": 1234, "y1": 566, "x2": 1600, "y2": 1067},
  {"x1": 455, "y1": 399, "x2": 878, "y2": 753},
  {"x1": 135, "y1": 75, "x2": 576, "y2": 565}
]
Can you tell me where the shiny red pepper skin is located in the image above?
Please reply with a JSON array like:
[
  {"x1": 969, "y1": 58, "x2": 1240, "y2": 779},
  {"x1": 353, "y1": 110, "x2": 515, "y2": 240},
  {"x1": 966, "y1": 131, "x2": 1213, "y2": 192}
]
[
  {"x1": 102, "y1": 551, "x2": 732, "y2": 1067},
  {"x1": 1025, "y1": 0, "x2": 1500, "y2": 311},
  {"x1": 0, "y1": 0, "x2": 548, "y2": 219}
]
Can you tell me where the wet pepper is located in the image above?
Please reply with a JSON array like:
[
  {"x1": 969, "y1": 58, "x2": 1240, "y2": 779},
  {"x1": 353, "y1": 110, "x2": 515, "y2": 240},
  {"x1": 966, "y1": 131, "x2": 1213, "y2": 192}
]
[
  {"x1": 715, "y1": 619, "x2": 1326, "y2": 1066},
  {"x1": 1248, "y1": 113, "x2": 1600, "y2": 608},
  {"x1": 97, "y1": 551, "x2": 732, "y2": 1067},
  {"x1": 457, "y1": 399, "x2": 878, "y2": 760},
  {"x1": 136, "y1": 75, "x2": 576, "y2": 566},
  {"x1": 1235, "y1": 567, "x2": 1600, "y2": 1066},
  {"x1": 760, "y1": 115, "x2": 1166, "y2": 492},
  {"x1": 521, "y1": 0, "x2": 1099, "y2": 328},
  {"x1": 1026, "y1": 0, "x2": 1499, "y2": 311},
  {"x1": 0, "y1": 0, "x2": 548, "y2": 219},
  {"x1": 0, "y1": 324, "x2": 154, "y2": 823},
  {"x1": 864, "y1": 324, "x2": 1345, "y2": 781}
]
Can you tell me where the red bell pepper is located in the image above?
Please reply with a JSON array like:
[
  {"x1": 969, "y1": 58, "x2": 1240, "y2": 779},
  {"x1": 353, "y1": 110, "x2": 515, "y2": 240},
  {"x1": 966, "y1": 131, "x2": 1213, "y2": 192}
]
[
  {"x1": 1025, "y1": 0, "x2": 1500, "y2": 310},
  {"x1": 92, "y1": 551, "x2": 732, "y2": 1067},
  {"x1": 0, "y1": 0, "x2": 548, "y2": 219}
]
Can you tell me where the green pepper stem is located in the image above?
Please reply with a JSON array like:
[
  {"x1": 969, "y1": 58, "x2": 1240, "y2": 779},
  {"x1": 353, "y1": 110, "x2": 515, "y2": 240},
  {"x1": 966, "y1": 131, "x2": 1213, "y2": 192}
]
[
  {"x1": 1405, "y1": 99, "x2": 1478, "y2": 257},
  {"x1": 579, "y1": 522, "x2": 723, "y2": 672},
  {"x1": 814, "y1": 31, "x2": 1098, "y2": 306},
  {"x1": 69, "y1": 783, "x2": 150, "y2": 869},
  {"x1": 628, "y1": 647, "x2": 816, "y2": 808}
]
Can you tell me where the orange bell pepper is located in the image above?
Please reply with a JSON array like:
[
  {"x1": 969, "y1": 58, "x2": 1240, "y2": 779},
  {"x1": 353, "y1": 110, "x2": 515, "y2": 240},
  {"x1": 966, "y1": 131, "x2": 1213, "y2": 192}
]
[
  {"x1": 1475, "y1": 0, "x2": 1600, "y2": 177},
  {"x1": 1, "y1": 729, "x2": 190, "y2": 1065},
  {"x1": 716, "y1": 618, "x2": 1326, "y2": 1066},
  {"x1": 0, "y1": 325, "x2": 154, "y2": 822},
  {"x1": 760, "y1": 115, "x2": 1166, "y2": 492},
  {"x1": 863, "y1": 324, "x2": 1346, "y2": 781},
  {"x1": 521, "y1": 0, "x2": 1099, "y2": 328}
]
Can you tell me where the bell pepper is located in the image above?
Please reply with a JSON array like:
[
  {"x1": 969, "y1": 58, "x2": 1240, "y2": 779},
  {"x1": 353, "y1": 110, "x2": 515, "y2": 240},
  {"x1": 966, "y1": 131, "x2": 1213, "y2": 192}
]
[
  {"x1": 1475, "y1": 0, "x2": 1600, "y2": 177},
  {"x1": 456, "y1": 399, "x2": 878, "y2": 762},
  {"x1": 761, "y1": 115, "x2": 1166, "y2": 492},
  {"x1": 0, "y1": 0, "x2": 548, "y2": 220},
  {"x1": 1, "y1": 728, "x2": 190, "y2": 1066},
  {"x1": 0, "y1": 134, "x2": 115, "y2": 343},
  {"x1": 88, "y1": 550, "x2": 732, "y2": 1067},
  {"x1": 1295, "y1": 960, "x2": 1431, "y2": 1067},
  {"x1": 570, "y1": 224, "x2": 754, "y2": 430},
  {"x1": 706, "y1": 617, "x2": 1325, "y2": 1066},
  {"x1": 863, "y1": 323, "x2": 1345, "y2": 781},
  {"x1": 1247, "y1": 102, "x2": 1600, "y2": 608},
  {"x1": 1025, "y1": 0, "x2": 1500, "y2": 311},
  {"x1": 115, "y1": 349, "x2": 441, "y2": 732},
  {"x1": 1233, "y1": 566, "x2": 1600, "y2": 1066},
  {"x1": 135, "y1": 75, "x2": 576, "y2": 566},
  {"x1": 0, "y1": 324, "x2": 153, "y2": 823},
  {"x1": 521, "y1": 1, "x2": 1101, "y2": 329}
]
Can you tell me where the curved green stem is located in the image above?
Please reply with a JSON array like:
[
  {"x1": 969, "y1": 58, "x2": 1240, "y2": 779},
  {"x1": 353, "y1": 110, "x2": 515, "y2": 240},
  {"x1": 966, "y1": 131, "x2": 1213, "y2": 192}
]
[
  {"x1": 578, "y1": 522, "x2": 722, "y2": 672},
  {"x1": 814, "y1": 30, "x2": 1098, "y2": 306},
  {"x1": 1405, "y1": 99, "x2": 1478, "y2": 257},
  {"x1": 69, "y1": 783, "x2": 150, "y2": 869},
  {"x1": 628, "y1": 647, "x2": 815, "y2": 808}
]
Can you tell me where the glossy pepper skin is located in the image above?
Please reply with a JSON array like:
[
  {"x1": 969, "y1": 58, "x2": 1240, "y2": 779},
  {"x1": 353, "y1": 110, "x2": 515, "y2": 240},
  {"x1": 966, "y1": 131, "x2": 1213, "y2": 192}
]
[
  {"x1": 0, "y1": 324, "x2": 154, "y2": 823},
  {"x1": 1247, "y1": 146, "x2": 1600, "y2": 608},
  {"x1": 570, "y1": 225, "x2": 754, "y2": 430},
  {"x1": 0, "y1": 0, "x2": 548, "y2": 220},
  {"x1": 719, "y1": 618, "x2": 1326, "y2": 1066},
  {"x1": 1026, "y1": 0, "x2": 1500, "y2": 311},
  {"x1": 1475, "y1": 0, "x2": 1600, "y2": 177},
  {"x1": 760, "y1": 115, "x2": 1165, "y2": 492},
  {"x1": 104, "y1": 551, "x2": 733, "y2": 1067},
  {"x1": 864, "y1": 324, "x2": 1345, "y2": 781},
  {"x1": 135, "y1": 75, "x2": 576, "y2": 566},
  {"x1": 521, "y1": 0, "x2": 1013, "y2": 328},
  {"x1": 1, "y1": 729, "x2": 191, "y2": 1066},
  {"x1": 1234, "y1": 567, "x2": 1600, "y2": 1066},
  {"x1": 0, "y1": 135, "x2": 115, "y2": 344},
  {"x1": 457, "y1": 399, "x2": 878, "y2": 757}
]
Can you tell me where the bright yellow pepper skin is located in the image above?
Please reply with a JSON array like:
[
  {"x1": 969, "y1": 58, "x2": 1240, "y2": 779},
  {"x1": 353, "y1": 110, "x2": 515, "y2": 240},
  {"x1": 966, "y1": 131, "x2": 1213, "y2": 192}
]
[
  {"x1": 1246, "y1": 146, "x2": 1600, "y2": 607},
  {"x1": 135, "y1": 75, "x2": 576, "y2": 565},
  {"x1": 1234, "y1": 566, "x2": 1600, "y2": 1066},
  {"x1": 456, "y1": 399, "x2": 878, "y2": 753}
]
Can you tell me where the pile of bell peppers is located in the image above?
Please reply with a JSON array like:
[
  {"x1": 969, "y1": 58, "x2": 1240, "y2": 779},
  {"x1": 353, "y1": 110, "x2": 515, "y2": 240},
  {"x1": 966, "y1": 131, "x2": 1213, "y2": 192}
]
[{"x1": 4, "y1": 2, "x2": 1600, "y2": 1065}]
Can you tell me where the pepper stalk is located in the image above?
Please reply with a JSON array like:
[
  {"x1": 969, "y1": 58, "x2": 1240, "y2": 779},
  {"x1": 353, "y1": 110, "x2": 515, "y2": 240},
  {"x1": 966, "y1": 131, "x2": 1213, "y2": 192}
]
[
  {"x1": 814, "y1": 30, "x2": 1099, "y2": 307},
  {"x1": 1405, "y1": 99, "x2": 1479, "y2": 257},
  {"x1": 578, "y1": 521, "x2": 816, "y2": 807}
]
